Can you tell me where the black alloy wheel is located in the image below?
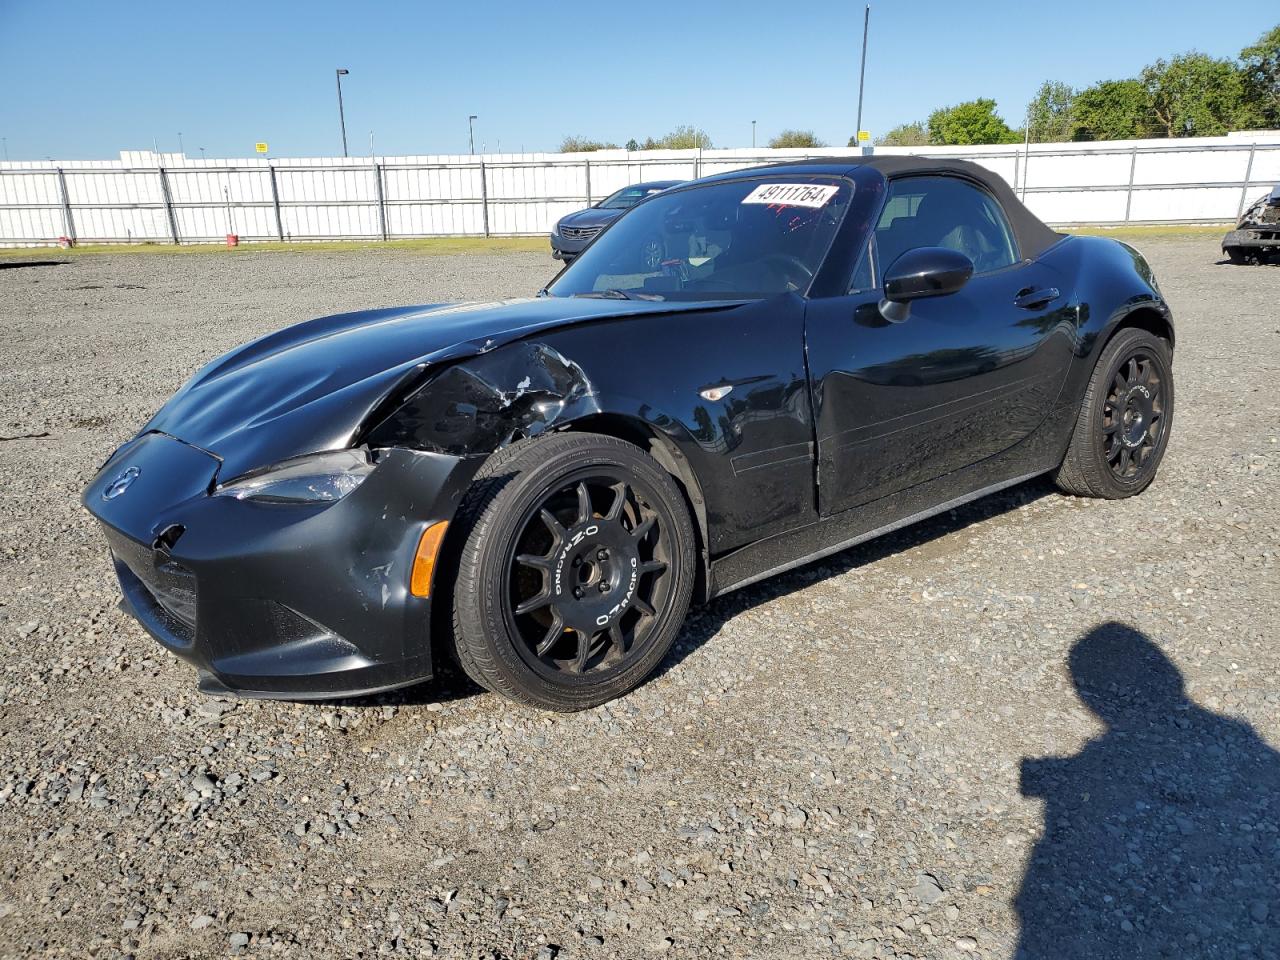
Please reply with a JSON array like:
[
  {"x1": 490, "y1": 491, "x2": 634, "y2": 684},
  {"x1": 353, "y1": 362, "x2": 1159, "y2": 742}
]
[
  {"x1": 1102, "y1": 351, "x2": 1166, "y2": 482},
  {"x1": 1055, "y1": 327, "x2": 1174, "y2": 499},
  {"x1": 506, "y1": 472, "x2": 671, "y2": 678},
  {"x1": 449, "y1": 432, "x2": 695, "y2": 711}
]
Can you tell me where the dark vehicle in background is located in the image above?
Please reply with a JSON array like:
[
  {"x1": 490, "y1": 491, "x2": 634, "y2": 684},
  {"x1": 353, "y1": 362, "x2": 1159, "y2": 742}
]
[
  {"x1": 550, "y1": 180, "x2": 681, "y2": 262},
  {"x1": 83, "y1": 157, "x2": 1174, "y2": 712},
  {"x1": 1223, "y1": 185, "x2": 1280, "y2": 263}
]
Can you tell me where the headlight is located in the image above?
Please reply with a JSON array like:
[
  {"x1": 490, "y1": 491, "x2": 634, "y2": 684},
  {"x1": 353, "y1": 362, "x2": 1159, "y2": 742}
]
[
  {"x1": 214, "y1": 449, "x2": 375, "y2": 503},
  {"x1": 550, "y1": 220, "x2": 561, "y2": 236}
]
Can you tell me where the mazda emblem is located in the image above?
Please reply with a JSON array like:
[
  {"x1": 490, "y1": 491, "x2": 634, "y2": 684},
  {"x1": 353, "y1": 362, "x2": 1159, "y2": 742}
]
[{"x1": 102, "y1": 465, "x2": 141, "y2": 500}]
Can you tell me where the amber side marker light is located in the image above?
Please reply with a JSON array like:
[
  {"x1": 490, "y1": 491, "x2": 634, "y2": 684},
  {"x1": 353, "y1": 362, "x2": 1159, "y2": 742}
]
[{"x1": 410, "y1": 521, "x2": 449, "y2": 598}]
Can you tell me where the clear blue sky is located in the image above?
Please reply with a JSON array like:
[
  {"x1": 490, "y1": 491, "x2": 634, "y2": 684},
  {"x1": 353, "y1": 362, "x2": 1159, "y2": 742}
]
[{"x1": 1, "y1": 0, "x2": 1276, "y2": 161}]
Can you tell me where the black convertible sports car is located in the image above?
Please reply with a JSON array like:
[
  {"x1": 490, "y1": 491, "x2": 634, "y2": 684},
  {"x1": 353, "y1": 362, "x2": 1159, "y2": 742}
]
[{"x1": 83, "y1": 157, "x2": 1175, "y2": 711}]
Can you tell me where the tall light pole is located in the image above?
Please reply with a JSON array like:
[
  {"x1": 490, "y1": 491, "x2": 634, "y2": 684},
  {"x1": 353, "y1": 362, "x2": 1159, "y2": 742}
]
[
  {"x1": 2, "y1": 138, "x2": 7, "y2": 162},
  {"x1": 468, "y1": 115, "x2": 478, "y2": 155},
  {"x1": 178, "y1": 131, "x2": 185, "y2": 156},
  {"x1": 335, "y1": 68, "x2": 350, "y2": 158},
  {"x1": 752, "y1": 120, "x2": 757, "y2": 148},
  {"x1": 854, "y1": 4, "x2": 870, "y2": 142}
]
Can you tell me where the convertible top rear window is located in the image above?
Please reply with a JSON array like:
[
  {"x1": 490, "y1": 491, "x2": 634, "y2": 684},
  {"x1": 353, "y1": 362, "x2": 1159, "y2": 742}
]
[{"x1": 548, "y1": 177, "x2": 852, "y2": 301}]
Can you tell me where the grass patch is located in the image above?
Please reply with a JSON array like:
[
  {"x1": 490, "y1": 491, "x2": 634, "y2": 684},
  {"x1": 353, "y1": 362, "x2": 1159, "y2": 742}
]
[
  {"x1": 2, "y1": 225, "x2": 1227, "y2": 259},
  {"x1": 0, "y1": 236, "x2": 549, "y2": 258},
  {"x1": 1063, "y1": 223, "x2": 1229, "y2": 240}
]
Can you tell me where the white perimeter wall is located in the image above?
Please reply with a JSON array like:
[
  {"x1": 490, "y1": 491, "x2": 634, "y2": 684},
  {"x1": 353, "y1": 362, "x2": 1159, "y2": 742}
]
[{"x1": 2, "y1": 133, "x2": 1278, "y2": 246}]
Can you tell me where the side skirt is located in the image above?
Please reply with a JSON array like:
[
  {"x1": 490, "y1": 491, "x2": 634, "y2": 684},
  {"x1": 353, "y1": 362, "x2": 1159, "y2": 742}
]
[{"x1": 709, "y1": 468, "x2": 1045, "y2": 597}]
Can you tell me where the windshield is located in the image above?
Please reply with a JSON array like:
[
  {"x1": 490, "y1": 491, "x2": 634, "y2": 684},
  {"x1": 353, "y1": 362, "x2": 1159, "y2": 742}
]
[
  {"x1": 549, "y1": 176, "x2": 852, "y2": 301},
  {"x1": 597, "y1": 185, "x2": 666, "y2": 210}
]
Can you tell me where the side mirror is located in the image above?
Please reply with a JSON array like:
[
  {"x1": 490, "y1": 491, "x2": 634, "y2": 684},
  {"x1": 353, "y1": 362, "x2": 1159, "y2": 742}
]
[{"x1": 878, "y1": 247, "x2": 974, "y2": 323}]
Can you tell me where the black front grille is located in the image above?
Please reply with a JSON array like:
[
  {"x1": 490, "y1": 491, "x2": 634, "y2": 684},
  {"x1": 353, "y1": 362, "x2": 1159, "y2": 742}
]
[
  {"x1": 561, "y1": 225, "x2": 601, "y2": 241},
  {"x1": 107, "y1": 533, "x2": 197, "y2": 631}
]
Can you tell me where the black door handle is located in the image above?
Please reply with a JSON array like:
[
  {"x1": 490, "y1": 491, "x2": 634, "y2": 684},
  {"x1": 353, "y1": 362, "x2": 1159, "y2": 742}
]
[{"x1": 1014, "y1": 286, "x2": 1061, "y2": 310}]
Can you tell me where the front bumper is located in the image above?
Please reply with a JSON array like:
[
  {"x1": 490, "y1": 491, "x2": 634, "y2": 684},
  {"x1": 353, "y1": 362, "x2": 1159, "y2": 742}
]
[
  {"x1": 1223, "y1": 227, "x2": 1279, "y2": 250},
  {"x1": 83, "y1": 432, "x2": 481, "y2": 699},
  {"x1": 549, "y1": 232, "x2": 592, "y2": 260}
]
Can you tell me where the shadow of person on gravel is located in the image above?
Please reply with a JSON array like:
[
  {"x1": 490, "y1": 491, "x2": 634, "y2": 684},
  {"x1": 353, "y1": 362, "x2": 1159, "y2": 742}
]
[{"x1": 1014, "y1": 621, "x2": 1280, "y2": 959}]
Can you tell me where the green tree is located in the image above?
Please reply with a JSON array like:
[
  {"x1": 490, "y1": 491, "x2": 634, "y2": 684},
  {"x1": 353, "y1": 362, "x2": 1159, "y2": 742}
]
[
  {"x1": 927, "y1": 99, "x2": 1022, "y2": 145},
  {"x1": 649, "y1": 125, "x2": 713, "y2": 149},
  {"x1": 767, "y1": 129, "x2": 827, "y2": 148},
  {"x1": 872, "y1": 122, "x2": 930, "y2": 146},
  {"x1": 1026, "y1": 81, "x2": 1076, "y2": 142},
  {"x1": 1141, "y1": 53, "x2": 1255, "y2": 136},
  {"x1": 1240, "y1": 24, "x2": 1280, "y2": 126},
  {"x1": 625, "y1": 138, "x2": 640, "y2": 151},
  {"x1": 558, "y1": 135, "x2": 619, "y2": 152},
  {"x1": 1071, "y1": 79, "x2": 1155, "y2": 140}
]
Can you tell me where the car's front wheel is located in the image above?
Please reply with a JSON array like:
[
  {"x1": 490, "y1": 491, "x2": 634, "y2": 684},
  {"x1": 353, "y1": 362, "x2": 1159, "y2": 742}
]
[{"x1": 450, "y1": 432, "x2": 695, "y2": 710}]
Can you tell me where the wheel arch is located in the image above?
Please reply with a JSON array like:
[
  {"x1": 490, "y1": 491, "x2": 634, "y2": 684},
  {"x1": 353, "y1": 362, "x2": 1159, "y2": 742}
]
[
  {"x1": 1105, "y1": 304, "x2": 1175, "y2": 351},
  {"x1": 552, "y1": 413, "x2": 712, "y2": 604}
]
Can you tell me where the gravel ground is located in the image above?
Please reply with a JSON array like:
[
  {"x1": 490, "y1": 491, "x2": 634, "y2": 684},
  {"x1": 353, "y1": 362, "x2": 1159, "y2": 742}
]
[{"x1": 0, "y1": 239, "x2": 1276, "y2": 960}]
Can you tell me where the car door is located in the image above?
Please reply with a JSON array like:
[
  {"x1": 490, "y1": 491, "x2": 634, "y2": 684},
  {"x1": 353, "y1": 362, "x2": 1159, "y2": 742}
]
[{"x1": 805, "y1": 174, "x2": 1077, "y2": 516}]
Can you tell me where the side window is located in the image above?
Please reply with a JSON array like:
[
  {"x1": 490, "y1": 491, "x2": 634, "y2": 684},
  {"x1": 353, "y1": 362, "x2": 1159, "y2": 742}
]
[
  {"x1": 849, "y1": 236, "x2": 876, "y2": 293},
  {"x1": 873, "y1": 176, "x2": 1018, "y2": 276}
]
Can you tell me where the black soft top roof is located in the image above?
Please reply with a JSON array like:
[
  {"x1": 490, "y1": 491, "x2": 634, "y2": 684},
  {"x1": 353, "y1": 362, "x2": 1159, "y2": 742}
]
[{"x1": 713, "y1": 155, "x2": 1064, "y2": 259}]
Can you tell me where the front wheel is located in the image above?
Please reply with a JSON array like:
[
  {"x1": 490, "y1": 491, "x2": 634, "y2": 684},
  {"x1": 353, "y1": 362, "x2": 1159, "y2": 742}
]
[
  {"x1": 1054, "y1": 327, "x2": 1174, "y2": 499},
  {"x1": 450, "y1": 432, "x2": 695, "y2": 711}
]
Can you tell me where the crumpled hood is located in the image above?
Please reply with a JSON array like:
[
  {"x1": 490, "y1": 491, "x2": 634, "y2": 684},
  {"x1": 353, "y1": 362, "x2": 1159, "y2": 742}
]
[
  {"x1": 557, "y1": 207, "x2": 622, "y2": 230},
  {"x1": 141, "y1": 296, "x2": 729, "y2": 480}
]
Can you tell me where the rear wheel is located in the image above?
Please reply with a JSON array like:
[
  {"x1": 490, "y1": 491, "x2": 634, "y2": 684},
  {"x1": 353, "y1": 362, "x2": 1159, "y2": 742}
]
[
  {"x1": 1054, "y1": 327, "x2": 1174, "y2": 499},
  {"x1": 451, "y1": 432, "x2": 695, "y2": 711}
]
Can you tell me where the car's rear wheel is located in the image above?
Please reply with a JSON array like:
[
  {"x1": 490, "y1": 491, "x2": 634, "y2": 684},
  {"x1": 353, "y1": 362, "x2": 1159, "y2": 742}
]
[
  {"x1": 450, "y1": 432, "x2": 695, "y2": 711},
  {"x1": 1054, "y1": 327, "x2": 1174, "y2": 499}
]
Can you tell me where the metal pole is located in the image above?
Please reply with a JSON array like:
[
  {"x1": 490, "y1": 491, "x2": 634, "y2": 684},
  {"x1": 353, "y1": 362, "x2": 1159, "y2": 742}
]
[
  {"x1": 157, "y1": 166, "x2": 179, "y2": 244},
  {"x1": 268, "y1": 165, "x2": 284, "y2": 241},
  {"x1": 373, "y1": 161, "x2": 388, "y2": 240},
  {"x1": 336, "y1": 69, "x2": 350, "y2": 158},
  {"x1": 55, "y1": 167, "x2": 77, "y2": 244},
  {"x1": 1124, "y1": 145, "x2": 1138, "y2": 222},
  {"x1": 1237, "y1": 143, "x2": 1257, "y2": 219},
  {"x1": 854, "y1": 4, "x2": 870, "y2": 139},
  {"x1": 469, "y1": 116, "x2": 477, "y2": 155},
  {"x1": 478, "y1": 159, "x2": 490, "y2": 237},
  {"x1": 584, "y1": 158, "x2": 592, "y2": 206},
  {"x1": 752, "y1": 120, "x2": 756, "y2": 149},
  {"x1": 1020, "y1": 112, "x2": 1032, "y2": 201}
]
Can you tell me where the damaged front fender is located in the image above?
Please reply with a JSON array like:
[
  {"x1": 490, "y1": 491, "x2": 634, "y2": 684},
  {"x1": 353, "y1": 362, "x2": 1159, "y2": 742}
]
[{"x1": 362, "y1": 341, "x2": 600, "y2": 455}]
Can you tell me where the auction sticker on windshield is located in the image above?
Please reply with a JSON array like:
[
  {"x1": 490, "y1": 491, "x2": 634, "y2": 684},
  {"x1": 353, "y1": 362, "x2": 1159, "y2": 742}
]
[{"x1": 741, "y1": 183, "x2": 841, "y2": 208}]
